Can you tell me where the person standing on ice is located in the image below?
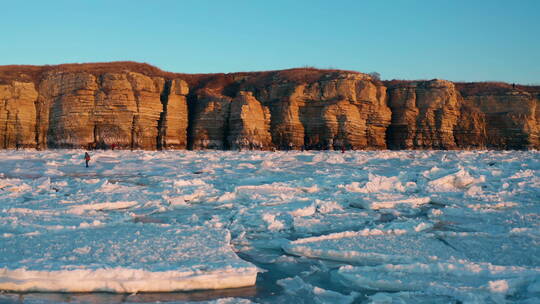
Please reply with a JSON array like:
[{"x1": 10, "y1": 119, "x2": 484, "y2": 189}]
[{"x1": 84, "y1": 152, "x2": 91, "y2": 168}]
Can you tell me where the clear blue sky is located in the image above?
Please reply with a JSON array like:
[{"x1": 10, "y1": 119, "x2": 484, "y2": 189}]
[{"x1": 2, "y1": 0, "x2": 539, "y2": 83}]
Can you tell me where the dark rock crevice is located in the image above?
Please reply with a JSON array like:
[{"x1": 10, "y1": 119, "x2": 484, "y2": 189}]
[
  {"x1": 186, "y1": 92, "x2": 198, "y2": 150},
  {"x1": 157, "y1": 80, "x2": 172, "y2": 150},
  {"x1": 130, "y1": 115, "x2": 137, "y2": 151},
  {"x1": 2, "y1": 109, "x2": 9, "y2": 149},
  {"x1": 222, "y1": 99, "x2": 232, "y2": 150}
]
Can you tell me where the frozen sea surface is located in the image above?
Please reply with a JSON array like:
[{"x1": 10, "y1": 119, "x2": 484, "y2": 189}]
[{"x1": 0, "y1": 150, "x2": 539, "y2": 303}]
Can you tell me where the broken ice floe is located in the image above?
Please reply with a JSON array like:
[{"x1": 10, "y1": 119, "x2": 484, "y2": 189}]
[
  {"x1": 0, "y1": 224, "x2": 258, "y2": 293},
  {"x1": 0, "y1": 149, "x2": 538, "y2": 302}
]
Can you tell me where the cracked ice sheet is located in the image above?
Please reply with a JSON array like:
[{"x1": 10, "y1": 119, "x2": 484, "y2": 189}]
[
  {"x1": 0, "y1": 224, "x2": 258, "y2": 293},
  {"x1": 0, "y1": 149, "x2": 539, "y2": 302},
  {"x1": 335, "y1": 262, "x2": 540, "y2": 303},
  {"x1": 282, "y1": 225, "x2": 460, "y2": 265},
  {"x1": 276, "y1": 276, "x2": 357, "y2": 304},
  {"x1": 427, "y1": 199, "x2": 540, "y2": 235},
  {"x1": 436, "y1": 233, "x2": 540, "y2": 267}
]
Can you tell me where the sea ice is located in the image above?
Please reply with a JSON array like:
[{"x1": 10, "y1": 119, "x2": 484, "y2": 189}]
[
  {"x1": 0, "y1": 149, "x2": 538, "y2": 303},
  {"x1": 283, "y1": 227, "x2": 461, "y2": 265},
  {"x1": 0, "y1": 224, "x2": 258, "y2": 292},
  {"x1": 277, "y1": 276, "x2": 357, "y2": 304},
  {"x1": 335, "y1": 261, "x2": 540, "y2": 302}
]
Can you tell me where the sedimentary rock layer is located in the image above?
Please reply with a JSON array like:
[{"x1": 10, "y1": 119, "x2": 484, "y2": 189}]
[
  {"x1": 0, "y1": 62, "x2": 538, "y2": 150},
  {"x1": 459, "y1": 91, "x2": 539, "y2": 149},
  {"x1": 0, "y1": 82, "x2": 38, "y2": 149},
  {"x1": 386, "y1": 80, "x2": 461, "y2": 149},
  {"x1": 23, "y1": 67, "x2": 189, "y2": 150}
]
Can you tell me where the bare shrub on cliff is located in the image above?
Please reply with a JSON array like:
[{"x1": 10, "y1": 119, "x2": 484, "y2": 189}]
[
  {"x1": 369, "y1": 72, "x2": 381, "y2": 81},
  {"x1": 3, "y1": 61, "x2": 538, "y2": 97}
]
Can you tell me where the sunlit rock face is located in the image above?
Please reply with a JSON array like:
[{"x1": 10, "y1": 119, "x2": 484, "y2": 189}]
[
  {"x1": 458, "y1": 91, "x2": 539, "y2": 149},
  {"x1": 386, "y1": 80, "x2": 540, "y2": 150},
  {"x1": 189, "y1": 89, "x2": 232, "y2": 150},
  {"x1": 386, "y1": 79, "x2": 460, "y2": 150},
  {"x1": 36, "y1": 71, "x2": 188, "y2": 150},
  {"x1": 244, "y1": 72, "x2": 391, "y2": 150},
  {"x1": 453, "y1": 103, "x2": 487, "y2": 149},
  {"x1": 227, "y1": 91, "x2": 272, "y2": 150},
  {"x1": 158, "y1": 78, "x2": 189, "y2": 149},
  {"x1": 186, "y1": 71, "x2": 391, "y2": 150},
  {"x1": 0, "y1": 81, "x2": 38, "y2": 149},
  {"x1": 0, "y1": 62, "x2": 538, "y2": 150}
]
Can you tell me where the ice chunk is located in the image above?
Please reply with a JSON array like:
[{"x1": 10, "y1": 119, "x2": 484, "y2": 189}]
[
  {"x1": 427, "y1": 169, "x2": 485, "y2": 192},
  {"x1": 438, "y1": 233, "x2": 540, "y2": 266},
  {"x1": 218, "y1": 191, "x2": 236, "y2": 202},
  {"x1": 315, "y1": 199, "x2": 344, "y2": 214},
  {"x1": 292, "y1": 212, "x2": 372, "y2": 235},
  {"x1": 32, "y1": 176, "x2": 51, "y2": 190},
  {"x1": 0, "y1": 224, "x2": 258, "y2": 292},
  {"x1": 467, "y1": 201, "x2": 518, "y2": 211},
  {"x1": 262, "y1": 213, "x2": 286, "y2": 231},
  {"x1": 367, "y1": 291, "x2": 459, "y2": 304},
  {"x1": 284, "y1": 201, "x2": 316, "y2": 217},
  {"x1": 341, "y1": 173, "x2": 415, "y2": 193},
  {"x1": 427, "y1": 204, "x2": 538, "y2": 235},
  {"x1": 174, "y1": 178, "x2": 207, "y2": 187},
  {"x1": 277, "y1": 276, "x2": 357, "y2": 304},
  {"x1": 335, "y1": 262, "x2": 540, "y2": 302},
  {"x1": 67, "y1": 201, "x2": 138, "y2": 215},
  {"x1": 166, "y1": 196, "x2": 190, "y2": 207},
  {"x1": 283, "y1": 230, "x2": 460, "y2": 265},
  {"x1": 351, "y1": 197, "x2": 430, "y2": 210},
  {"x1": 235, "y1": 183, "x2": 301, "y2": 196}
]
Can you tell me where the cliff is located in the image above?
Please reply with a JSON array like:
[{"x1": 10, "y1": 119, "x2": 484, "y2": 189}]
[
  {"x1": 386, "y1": 79, "x2": 461, "y2": 149},
  {"x1": 0, "y1": 62, "x2": 538, "y2": 150},
  {"x1": 455, "y1": 83, "x2": 539, "y2": 149}
]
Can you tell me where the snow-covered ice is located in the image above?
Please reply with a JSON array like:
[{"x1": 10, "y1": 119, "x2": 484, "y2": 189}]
[
  {"x1": 0, "y1": 224, "x2": 257, "y2": 293},
  {"x1": 0, "y1": 149, "x2": 539, "y2": 303},
  {"x1": 283, "y1": 227, "x2": 458, "y2": 265},
  {"x1": 335, "y1": 262, "x2": 540, "y2": 303}
]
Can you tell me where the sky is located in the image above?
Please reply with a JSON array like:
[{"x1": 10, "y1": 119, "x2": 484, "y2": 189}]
[{"x1": 2, "y1": 0, "x2": 539, "y2": 84}]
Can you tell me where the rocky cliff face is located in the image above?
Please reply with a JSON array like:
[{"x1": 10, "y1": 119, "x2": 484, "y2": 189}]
[
  {"x1": 453, "y1": 103, "x2": 487, "y2": 149},
  {"x1": 158, "y1": 79, "x2": 189, "y2": 149},
  {"x1": 186, "y1": 71, "x2": 391, "y2": 150},
  {"x1": 385, "y1": 80, "x2": 540, "y2": 150},
  {"x1": 386, "y1": 80, "x2": 461, "y2": 149},
  {"x1": 189, "y1": 89, "x2": 232, "y2": 150},
  {"x1": 247, "y1": 72, "x2": 391, "y2": 150},
  {"x1": 0, "y1": 81, "x2": 38, "y2": 149},
  {"x1": 458, "y1": 90, "x2": 539, "y2": 149},
  {"x1": 227, "y1": 91, "x2": 272, "y2": 150},
  {"x1": 0, "y1": 62, "x2": 538, "y2": 150},
  {"x1": 33, "y1": 69, "x2": 189, "y2": 150}
]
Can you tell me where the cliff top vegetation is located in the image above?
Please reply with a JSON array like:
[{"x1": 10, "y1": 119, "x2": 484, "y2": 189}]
[{"x1": 1, "y1": 61, "x2": 538, "y2": 96}]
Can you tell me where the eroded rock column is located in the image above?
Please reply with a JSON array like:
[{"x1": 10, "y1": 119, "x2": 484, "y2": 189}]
[
  {"x1": 189, "y1": 89, "x2": 232, "y2": 149},
  {"x1": 39, "y1": 72, "x2": 98, "y2": 148},
  {"x1": 227, "y1": 91, "x2": 272, "y2": 150},
  {"x1": 386, "y1": 80, "x2": 460, "y2": 149},
  {"x1": 157, "y1": 78, "x2": 189, "y2": 149}
]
